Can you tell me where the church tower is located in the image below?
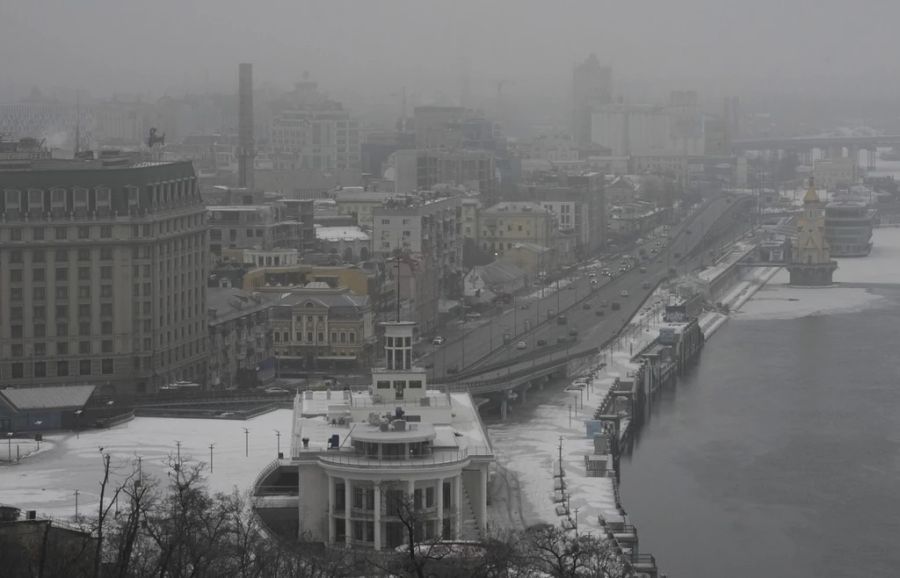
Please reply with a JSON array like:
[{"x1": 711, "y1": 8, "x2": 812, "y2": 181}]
[{"x1": 788, "y1": 178, "x2": 837, "y2": 285}]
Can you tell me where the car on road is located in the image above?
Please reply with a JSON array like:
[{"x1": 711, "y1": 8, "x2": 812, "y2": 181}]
[
  {"x1": 516, "y1": 341, "x2": 527, "y2": 350},
  {"x1": 432, "y1": 336, "x2": 445, "y2": 345},
  {"x1": 639, "y1": 266, "x2": 647, "y2": 273},
  {"x1": 619, "y1": 289, "x2": 629, "y2": 297},
  {"x1": 642, "y1": 281, "x2": 652, "y2": 290},
  {"x1": 588, "y1": 272, "x2": 597, "y2": 279},
  {"x1": 537, "y1": 339, "x2": 547, "y2": 346},
  {"x1": 611, "y1": 302, "x2": 621, "y2": 311},
  {"x1": 465, "y1": 312, "x2": 482, "y2": 321},
  {"x1": 264, "y1": 387, "x2": 291, "y2": 394},
  {"x1": 557, "y1": 315, "x2": 568, "y2": 325}
]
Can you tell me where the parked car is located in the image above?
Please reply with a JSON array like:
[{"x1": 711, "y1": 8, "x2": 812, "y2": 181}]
[
  {"x1": 432, "y1": 336, "x2": 445, "y2": 345},
  {"x1": 619, "y1": 289, "x2": 629, "y2": 297},
  {"x1": 536, "y1": 339, "x2": 547, "y2": 346},
  {"x1": 516, "y1": 341, "x2": 527, "y2": 350}
]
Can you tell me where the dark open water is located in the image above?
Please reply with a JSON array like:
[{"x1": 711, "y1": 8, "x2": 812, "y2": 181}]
[{"x1": 619, "y1": 286, "x2": 900, "y2": 578}]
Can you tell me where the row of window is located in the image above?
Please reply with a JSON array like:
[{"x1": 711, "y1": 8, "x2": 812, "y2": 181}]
[
  {"x1": 8, "y1": 247, "x2": 116, "y2": 263},
  {"x1": 11, "y1": 340, "x2": 113, "y2": 356},
  {"x1": 273, "y1": 330, "x2": 357, "y2": 344},
  {"x1": 8, "y1": 321, "x2": 112, "y2": 338},
  {"x1": 8, "y1": 304, "x2": 114, "y2": 321},
  {"x1": 10, "y1": 287, "x2": 114, "y2": 303},
  {"x1": 9, "y1": 359, "x2": 115, "y2": 378}
]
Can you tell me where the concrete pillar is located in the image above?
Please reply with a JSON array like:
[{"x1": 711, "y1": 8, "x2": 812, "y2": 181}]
[
  {"x1": 455, "y1": 475, "x2": 463, "y2": 539},
  {"x1": 344, "y1": 478, "x2": 352, "y2": 547},
  {"x1": 328, "y1": 475, "x2": 336, "y2": 544},
  {"x1": 373, "y1": 483, "x2": 382, "y2": 550},
  {"x1": 436, "y1": 477, "x2": 444, "y2": 539}
]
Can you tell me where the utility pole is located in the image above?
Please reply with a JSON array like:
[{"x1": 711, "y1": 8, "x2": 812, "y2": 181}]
[
  {"x1": 243, "y1": 428, "x2": 250, "y2": 457},
  {"x1": 74, "y1": 489, "x2": 80, "y2": 519},
  {"x1": 175, "y1": 440, "x2": 181, "y2": 463},
  {"x1": 274, "y1": 429, "x2": 281, "y2": 457},
  {"x1": 209, "y1": 443, "x2": 215, "y2": 473}
]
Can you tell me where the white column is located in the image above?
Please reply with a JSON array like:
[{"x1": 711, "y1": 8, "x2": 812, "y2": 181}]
[
  {"x1": 327, "y1": 474, "x2": 335, "y2": 544},
  {"x1": 436, "y1": 477, "x2": 444, "y2": 539},
  {"x1": 373, "y1": 483, "x2": 382, "y2": 550},
  {"x1": 455, "y1": 474, "x2": 463, "y2": 539},
  {"x1": 344, "y1": 478, "x2": 352, "y2": 547}
]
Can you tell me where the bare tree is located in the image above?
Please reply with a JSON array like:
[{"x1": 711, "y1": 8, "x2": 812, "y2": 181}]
[{"x1": 520, "y1": 523, "x2": 630, "y2": 578}]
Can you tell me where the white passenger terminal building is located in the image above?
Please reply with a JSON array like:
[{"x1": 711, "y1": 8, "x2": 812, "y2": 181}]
[{"x1": 252, "y1": 322, "x2": 494, "y2": 550}]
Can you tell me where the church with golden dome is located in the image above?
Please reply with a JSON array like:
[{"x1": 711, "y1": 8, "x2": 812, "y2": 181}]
[{"x1": 787, "y1": 178, "x2": 838, "y2": 285}]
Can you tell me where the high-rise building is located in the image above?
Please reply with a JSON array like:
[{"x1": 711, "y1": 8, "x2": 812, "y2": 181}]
[
  {"x1": 0, "y1": 155, "x2": 208, "y2": 394},
  {"x1": 572, "y1": 54, "x2": 612, "y2": 148}
]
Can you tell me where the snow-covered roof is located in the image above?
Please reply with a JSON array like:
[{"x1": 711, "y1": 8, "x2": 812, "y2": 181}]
[
  {"x1": 315, "y1": 226, "x2": 370, "y2": 242},
  {"x1": 1, "y1": 385, "x2": 95, "y2": 411}
]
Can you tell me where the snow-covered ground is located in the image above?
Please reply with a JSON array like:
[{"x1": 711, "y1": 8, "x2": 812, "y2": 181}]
[{"x1": 0, "y1": 411, "x2": 293, "y2": 519}]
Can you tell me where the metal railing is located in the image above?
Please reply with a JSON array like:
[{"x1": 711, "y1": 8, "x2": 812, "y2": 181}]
[{"x1": 317, "y1": 446, "x2": 491, "y2": 468}]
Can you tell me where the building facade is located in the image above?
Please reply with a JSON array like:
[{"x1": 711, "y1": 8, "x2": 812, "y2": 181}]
[
  {"x1": 479, "y1": 202, "x2": 555, "y2": 256},
  {"x1": 0, "y1": 157, "x2": 208, "y2": 394},
  {"x1": 207, "y1": 288, "x2": 274, "y2": 389},
  {"x1": 252, "y1": 322, "x2": 493, "y2": 549},
  {"x1": 208, "y1": 203, "x2": 304, "y2": 262},
  {"x1": 270, "y1": 293, "x2": 375, "y2": 372},
  {"x1": 788, "y1": 180, "x2": 838, "y2": 285}
]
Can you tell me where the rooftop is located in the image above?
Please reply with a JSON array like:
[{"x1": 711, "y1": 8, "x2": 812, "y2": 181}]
[{"x1": 0, "y1": 385, "x2": 95, "y2": 411}]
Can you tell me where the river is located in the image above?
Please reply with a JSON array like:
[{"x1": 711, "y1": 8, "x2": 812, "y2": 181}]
[{"x1": 618, "y1": 233, "x2": 900, "y2": 578}]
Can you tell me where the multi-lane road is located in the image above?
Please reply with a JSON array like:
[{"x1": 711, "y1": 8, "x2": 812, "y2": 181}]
[{"x1": 423, "y1": 195, "x2": 750, "y2": 381}]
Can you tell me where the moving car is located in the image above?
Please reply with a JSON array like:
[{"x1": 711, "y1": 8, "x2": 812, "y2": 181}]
[
  {"x1": 516, "y1": 341, "x2": 527, "y2": 350},
  {"x1": 620, "y1": 289, "x2": 629, "y2": 297},
  {"x1": 432, "y1": 336, "x2": 445, "y2": 345}
]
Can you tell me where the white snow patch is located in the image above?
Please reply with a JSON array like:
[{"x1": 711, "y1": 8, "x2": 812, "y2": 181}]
[
  {"x1": 833, "y1": 228, "x2": 900, "y2": 285},
  {"x1": 0, "y1": 411, "x2": 293, "y2": 519}
]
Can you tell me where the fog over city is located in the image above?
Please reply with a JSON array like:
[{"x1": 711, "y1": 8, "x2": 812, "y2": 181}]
[
  {"x1": 5, "y1": 0, "x2": 900, "y2": 123},
  {"x1": 3, "y1": 2, "x2": 900, "y2": 578}
]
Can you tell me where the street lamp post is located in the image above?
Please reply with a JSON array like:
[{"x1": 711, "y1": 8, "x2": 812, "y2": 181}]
[
  {"x1": 6, "y1": 432, "x2": 11, "y2": 462},
  {"x1": 209, "y1": 443, "x2": 215, "y2": 473},
  {"x1": 74, "y1": 489, "x2": 80, "y2": 519},
  {"x1": 274, "y1": 429, "x2": 281, "y2": 457},
  {"x1": 74, "y1": 409, "x2": 83, "y2": 438},
  {"x1": 243, "y1": 428, "x2": 250, "y2": 457}
]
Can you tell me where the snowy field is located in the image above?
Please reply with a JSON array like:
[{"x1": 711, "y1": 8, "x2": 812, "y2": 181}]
[{"x1": 0, "y1": 410, "x2": 292, "y2": 519}]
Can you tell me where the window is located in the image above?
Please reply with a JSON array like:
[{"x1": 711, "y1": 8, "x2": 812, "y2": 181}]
[
  {"x1": 57, "y1": 342, "x2": 68, "y2": 355},
  {"x1": 32, "y1": 306, "x2": 45, "y2": 320},
  {"x1": 11, "y1": 344, "x2": 23, "y2": 357},
  {"x1": 100, "y1": 247, "x2": 112, "y2": 260},
  {"x1": 34, "y1": 362, "x2": 46, "y2": 378},
  {"x1": 10, "y1": 288, "x2": 22, "y2": 301},
  {"x1": 56, "y1": 323, "x2": 68, "y2": 337},
  {"x1": 55, "y1": 227, "x2": 67, "y2": 240},
  {"x1": 102, "y1": 340, "x2": 112, "y2": 353},
  {"x1": 11, "y1": 363, "x2": 23, "y2": 378},
  {"x1": 34, "y1": 287, "x2": 45, "y2": 301},
  {"x1": 80, "y1": 360, "x2": 92, "y2": 375},
  {"x1": 11, "y1": 325, "x2": 22, "y2": 338},
  {"x1": 34, "y1": 325, "x2": 45, "y2": 338},
  {"x1": 100, "y1": 225, "x2": 112, "y2": 238},
  {"x1": 78, "y1": 304, "x2": 91, "y2": 318},
  {"x1": 341, "y1": 332, "x2": 347, "y2": 343},
  {"x1": 33, "y1": 249, "x2": 45, "y2": 263},
  {"x1": 78, "y1": 267, "x2": 90, "y2": 281},
  {"x1": 34, "y1": 343, "x2": 46, "y2": 357},
  {"x1": 100, "y1": 285, "x2": 112, "y2": 298},
  {"x1": 55, "y1": 249, "x2": 67, "y2": 262},
  {"x1": 426, "y1": 486, "x2": 435, "y2": 508},
  {"x1": 79, "y1": 341, "x2": 91, "y2": 354},
  {"x1": 79, "y1": 322, "x2": 90, "y2": 336},
  {"x1": 78, "y1": 226, "x2": 90, "y2": 239},
  {"x1": 56, "y1": 361, "x2": 68, "y2": 377},
  {"x1": 349, "y1": 332, "x2": 356, "y2": 343},
  {"x1": 32, "y1": 269, "x2": 45, "y2": 282},
  {"x1": 10, "y1": 270, "x2": 21, "y2": 283},
  {"x1": 101, "y1": 303, "x2": 112, "y2": 317},
  {"x1": 33, "y1": 227, "x2": 44, "y2": 240},
  {"x1": 318, "y1": 332, "x2": 324, "y2": 343},
  {"x1": 10, "y1": 307, "x2": 22, "y2": 320},
  {"x1": 307, "y1": 331, "x2": 313, "y2": 342},
  {"x1": 102, "y1": 359, "x2": 114, "y2": 374},
  {"x1": 78, "y1": 287, "x2": 90, "y2": 300},
  {"x1": 55, "y1": 287, "x2": 68, "y2": 300},
  {"x1": 10, "y1": 249, "x2": 22, "y2": 263},
  {"x1": 100, "y1": 266, "x2": 112, "y2": 280}
]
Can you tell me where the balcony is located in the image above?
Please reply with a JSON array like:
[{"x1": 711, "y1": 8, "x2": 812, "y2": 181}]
[{"x1": 317, "y1": 446, "x2": 490, "y2": 469}]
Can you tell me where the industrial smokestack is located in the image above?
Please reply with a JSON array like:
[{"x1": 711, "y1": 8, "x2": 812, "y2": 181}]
[{"x1": 238, "y1": 62, "x2": 255, "y2": 190}]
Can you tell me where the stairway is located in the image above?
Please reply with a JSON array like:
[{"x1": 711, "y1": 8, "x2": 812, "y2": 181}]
[{"x1": 458, "y1": 486, "x2": 482, "y2": 541}]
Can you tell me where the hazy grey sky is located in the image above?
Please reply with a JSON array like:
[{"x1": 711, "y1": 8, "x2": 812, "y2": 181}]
[{"x1": 4, "y1": 0, "x2": 900, "y2": 104}]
